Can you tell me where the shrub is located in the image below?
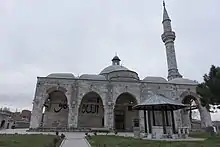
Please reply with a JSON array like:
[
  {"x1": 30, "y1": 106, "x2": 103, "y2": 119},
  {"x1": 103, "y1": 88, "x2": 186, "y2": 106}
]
[
  {"x1": 52, "y1": 136, "x2": 60, "y2": 147},
  {"x1": 60, "y1": 133, "x2": 65, "y2": 139},
  {"x1": 55, "y1": 131, "x2": 59, "y2": 136}
]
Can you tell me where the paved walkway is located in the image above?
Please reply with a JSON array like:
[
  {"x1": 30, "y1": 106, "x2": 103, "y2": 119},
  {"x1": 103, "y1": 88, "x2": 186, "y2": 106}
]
[
  {"x1": 61, "y1": 138, "x2": 90, "y2": 147},
  {"x1": 60, "y1": 132, "x2": 90, "y2": 147}
]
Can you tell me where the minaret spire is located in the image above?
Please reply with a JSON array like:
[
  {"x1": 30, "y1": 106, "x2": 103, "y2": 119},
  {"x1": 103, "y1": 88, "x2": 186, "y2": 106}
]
[
  {"x1": 163, "y1": 1, "x2": 170, "y2": 22},
  {"x1": 161, "y1": 1, "x2": 182, "y2": 80}
]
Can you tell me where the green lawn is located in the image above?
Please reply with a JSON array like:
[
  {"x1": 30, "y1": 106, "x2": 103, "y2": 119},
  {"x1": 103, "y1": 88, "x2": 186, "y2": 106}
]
[
  {"x1": 0, "y1": 134, "x2": 63, "y2": 147},
  {"x1": 87, "y1": 134, "x2": 220, "y2": 147}
]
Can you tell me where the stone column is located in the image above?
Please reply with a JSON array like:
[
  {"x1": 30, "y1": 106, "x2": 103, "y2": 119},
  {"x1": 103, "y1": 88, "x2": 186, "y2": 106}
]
[
  {"x1": 104, "y1": 105, "x2": 108, "y2": 128},
  {"x1": 71, "y1": 83, "x2": 79, "y2": 129},
  {"x1": 174, "y1": 110, "x2": 182, "y2": 129},
  {"x1": 30, "y1": 94, "x2": 46, "y2": 129},
  {"x1": 139, "y1": 111, "x2": 145, "y2": 133},
  {"x1": 181, "y1": 109, "x2": 190, "y2": 128},
  {"x1": 105, "y1": 104, "x2": 114, "y2": 129},
  {"x1": 71, "y1": 101, "x2": 78, "y2": 128},
  {"x1": 200, "y1": 106, "x2": 212, "y2": 128},
  {"x1": 106, "y1": 84, "x2": 114, "y2": 130},
  {"x1": 66, "y1": 86, "x2": 73, "y2": 128}
]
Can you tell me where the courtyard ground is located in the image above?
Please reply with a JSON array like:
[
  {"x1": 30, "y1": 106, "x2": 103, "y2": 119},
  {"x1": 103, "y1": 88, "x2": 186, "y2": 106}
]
[
  {"x1": 0, "y1": 129, "x2": 90, "y2": 147},
  {"x1": 87, "y1": 133, "x2": 220, "y2": 147},
  {"x1": 1, "y1": 129, "x2": 220, "y2": 147},
  {"x1": 0, "y1": 134, "x2": 62, "y2": 147}
]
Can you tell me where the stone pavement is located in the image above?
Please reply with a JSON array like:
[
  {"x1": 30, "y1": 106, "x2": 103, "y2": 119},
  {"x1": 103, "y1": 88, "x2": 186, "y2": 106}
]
[
  {"x1": 59, "y1": 132, "x2": 90, "y2": 147},
  {"x1": 61, "y1": 138, "x2": 90, "y2": 147}
]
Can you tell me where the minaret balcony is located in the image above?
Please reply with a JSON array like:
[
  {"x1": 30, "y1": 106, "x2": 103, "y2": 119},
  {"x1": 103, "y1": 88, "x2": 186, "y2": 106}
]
[{"x1": 161, "y1": 31, "x2": 176, "y2": 42}]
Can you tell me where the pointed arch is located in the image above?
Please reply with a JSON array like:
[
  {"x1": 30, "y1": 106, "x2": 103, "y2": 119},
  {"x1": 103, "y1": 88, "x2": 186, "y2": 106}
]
[
  {"x1": 42, "y1": 89, "x2": 69, "y2": 128},
  {"x1": 180, "y1": 91, "x2": 203, "y2": 129},
  {"x1": 114, "y1": 92, "x2": 139, "y2": 131},
  {"x1": 114, "y1": 92, "x2": 139, "y2": 106},
  {"x1": 46, "y1": 86, "x2": 67, "y2": 94},
  {"x1": 180, "y1": 91, "x2": 201, "y2": 105},
  {"x1": 78, "y1": 91, "x2": 104, "y2": 128}
]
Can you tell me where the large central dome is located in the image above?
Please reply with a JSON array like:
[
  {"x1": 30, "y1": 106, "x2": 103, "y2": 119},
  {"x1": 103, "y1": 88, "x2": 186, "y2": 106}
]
[
  {"x1": 100, "y1": 55, "x2": 139, "y2": 81},
  {"x1": 100, "y1": 65, "x2": 129, "y2": 74}
]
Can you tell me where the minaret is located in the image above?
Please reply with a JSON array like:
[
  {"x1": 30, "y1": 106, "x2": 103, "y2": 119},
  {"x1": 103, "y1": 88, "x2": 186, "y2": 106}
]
[{"x1": 161, "y1": 1, "x2": 182, "y2": 81}]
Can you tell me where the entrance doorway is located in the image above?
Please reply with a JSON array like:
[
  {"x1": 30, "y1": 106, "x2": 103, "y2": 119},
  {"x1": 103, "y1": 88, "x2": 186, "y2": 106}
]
[
  {"x1": 0, "y1": 120, "x2": 5, "y2": 128},
  {"x1": 114, "y1": 110, "x2": 125, "y2": 130},
  {"x1": 114, "y1": 92, "x2": 138, "y2": 131}
]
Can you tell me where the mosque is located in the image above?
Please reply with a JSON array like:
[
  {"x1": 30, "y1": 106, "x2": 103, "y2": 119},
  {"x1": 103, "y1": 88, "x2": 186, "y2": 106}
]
[{"x1": 30, "y1": 3, "x2": 212, "y2": 135}]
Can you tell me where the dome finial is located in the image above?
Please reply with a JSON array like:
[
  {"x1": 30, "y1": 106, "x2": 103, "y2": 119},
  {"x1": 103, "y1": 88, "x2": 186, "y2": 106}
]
[{"x1": 163, "y1": 0, "x2": 165, "y2": 7}]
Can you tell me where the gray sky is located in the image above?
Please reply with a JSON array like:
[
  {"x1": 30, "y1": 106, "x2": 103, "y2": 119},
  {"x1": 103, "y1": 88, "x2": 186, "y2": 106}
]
[{"x1": 0, "y1": 0, "x2": 219, "y2": 120}]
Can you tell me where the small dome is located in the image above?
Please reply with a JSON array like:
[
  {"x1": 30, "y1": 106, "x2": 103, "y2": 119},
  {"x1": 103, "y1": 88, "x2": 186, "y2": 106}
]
[
  {"x1": 47, "y1": 73, "x2": 75, "y2": 79},
  {"x1": 143, "y1": 77, "x2": 167, "y2": 83},
  {"x1": 79, "y1": 74, "x2": 106, "y2": 80},
  {"x1": 168, "y1": 78, "x2": 198, "y2": 85},
  {"x1": 100, "y1": 65, "x2": 129, "y2": 75}
]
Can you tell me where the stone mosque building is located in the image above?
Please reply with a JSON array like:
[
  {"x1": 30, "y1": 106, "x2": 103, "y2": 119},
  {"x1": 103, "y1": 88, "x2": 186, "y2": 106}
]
[{"x1": 30, "y1": 3, "x2": 212, "y2": 134}]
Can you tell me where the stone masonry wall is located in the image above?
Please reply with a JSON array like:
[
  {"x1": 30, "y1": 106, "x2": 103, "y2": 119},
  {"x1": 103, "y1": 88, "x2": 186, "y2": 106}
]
[{"x1": 30, "y1": 77, "x2": 212, "y2": 132}]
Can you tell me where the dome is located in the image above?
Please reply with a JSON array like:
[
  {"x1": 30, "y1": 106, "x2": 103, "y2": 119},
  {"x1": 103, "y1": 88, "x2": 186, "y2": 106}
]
[
  {"x1": 100, "y1": 65, "x2": 130, "y2": 74},
  {"x1": 143, "y1": 76, "x2": 167, "y2": 83},
  {"x1": 100, "y1": 55, "x2": 139, "y2": 81},
  {"x1": 168, "y1": 78, "x2": 198, "y2": 85},
  {"x1": 100, "y1": 55, "x2": 132, "y2": 74},
  {"x1": 47, "y1": 73, "x2": 75, "y2": 79},
  {"x1": 79, "y1": 74, "x2": 106, "y2": 80}
]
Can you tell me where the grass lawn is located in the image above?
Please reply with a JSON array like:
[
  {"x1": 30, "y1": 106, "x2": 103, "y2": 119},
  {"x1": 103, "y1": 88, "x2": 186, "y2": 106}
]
[
  {"x1": 0, "y1": 134, "x2": 63, "y2": 147},
  {"x1": 87, "y1": 133, "x2": 220, "y2": 147}
]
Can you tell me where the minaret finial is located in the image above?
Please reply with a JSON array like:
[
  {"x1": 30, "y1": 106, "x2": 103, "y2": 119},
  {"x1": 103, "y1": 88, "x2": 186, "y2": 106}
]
[
  {"x1": 163, "y1": 0, "x2": 165, "y2": 7},
  {"x1": 162, "y1": 0, "x2": 170, "y2": 22}
]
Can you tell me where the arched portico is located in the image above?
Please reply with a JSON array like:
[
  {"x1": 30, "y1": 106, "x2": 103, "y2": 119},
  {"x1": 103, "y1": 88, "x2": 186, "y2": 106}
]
[
  {"x1": 78, "y1": 91, "x2": 104, "y2": 128},
  {"x1": 180, "y1": 91, "x2": 212, "y2": 128},
  {"x1": 114, "y1": 92, "x2": 139, "y2": 131},
  {"x1": 42, "y1": 90, "x2": 69, "y2": 128}
]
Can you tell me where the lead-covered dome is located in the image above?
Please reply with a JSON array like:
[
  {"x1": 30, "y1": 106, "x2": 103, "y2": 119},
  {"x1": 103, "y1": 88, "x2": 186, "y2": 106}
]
[
  {"x1": 143, "y1": 76, "x2": 167, "y2": 83},
  {"x1": 100, "y1": 55, "x2": 139, "y2": 81},
  {"x1": 168, "y1": 78, "x2": 198, "y2": 85},
  {"x1": 100, "y1": 65, "x2": 129, "y2": 74},
  {"x1": 79, "y1": 74, "x2": 106, "y2": 80},
  {"x1": 47, "y1": 73, "x2": 75, "y2": 79}
]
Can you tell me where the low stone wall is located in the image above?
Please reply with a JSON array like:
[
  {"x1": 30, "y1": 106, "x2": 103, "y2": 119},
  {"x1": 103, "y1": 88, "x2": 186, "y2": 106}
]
[{"x1": 28, "y1": 127, "x2": 92, "y2": 132}]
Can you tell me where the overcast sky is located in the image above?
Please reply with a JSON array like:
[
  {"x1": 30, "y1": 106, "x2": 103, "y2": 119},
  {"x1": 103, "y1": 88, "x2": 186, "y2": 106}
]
[{"x1": 0, "y1": 0, "x2": 219, "y2": 120}]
